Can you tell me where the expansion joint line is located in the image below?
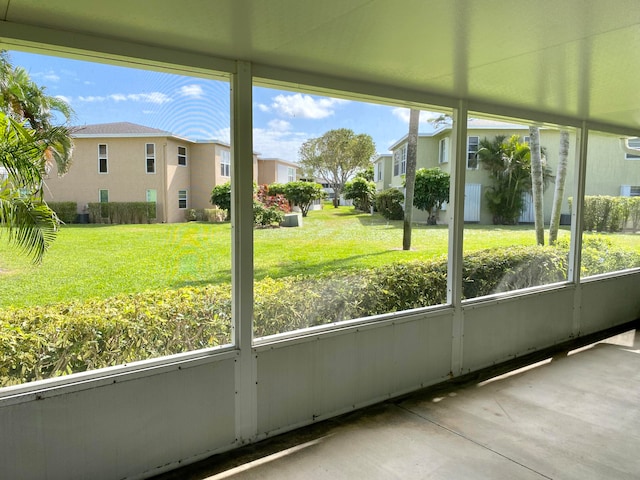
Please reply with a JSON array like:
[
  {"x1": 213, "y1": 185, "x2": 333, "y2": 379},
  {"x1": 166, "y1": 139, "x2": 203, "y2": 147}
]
[{"x1": 394, "y1": 404, "x2": 553, "y2": 480}]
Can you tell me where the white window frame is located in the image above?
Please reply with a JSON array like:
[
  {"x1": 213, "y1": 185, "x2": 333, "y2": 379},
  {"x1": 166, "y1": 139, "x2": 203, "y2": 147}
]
[
  {"x1": 146, "y1": 143, "x2": 156, "y2": 174},
  {"x1": 376, "y1": 163, "x2": 382, "y2": 181},
  {"x1": 178, "y1": 146, "x2": 187, "y2": 166},
  {"x1": 625, "y1": 138, "x2": 640, "y2": 159},
  {"x1": 439, "y1": 137, "x2": 449, "y2": 164},
  {"x1": 393, "y1": 145, "x2": 407, "y2": 176},
  {"x1": 467, "y1": 136, "x2": 479, "y2": 169},
  {"x1": 287, "y1": 167, "x2": 295, "y2": 182},
  {"x1": 178, "y1": 189, "x2": 188, "y2": 209},
  {"x1": 621, "y1": 185, "x2": 640, "y2": 196},
  {"x1": 98, "y1": 144, "x2": 108, "y2": 174},
  {"x1": 220, "y1": 150, "x2": 231, "y2": 177}
]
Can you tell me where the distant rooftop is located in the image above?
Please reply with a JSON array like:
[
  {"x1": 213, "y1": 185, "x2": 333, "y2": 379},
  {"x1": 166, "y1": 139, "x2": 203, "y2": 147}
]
[{"x1": 72, "y1": 122, "x2": 174, "y2": 137}]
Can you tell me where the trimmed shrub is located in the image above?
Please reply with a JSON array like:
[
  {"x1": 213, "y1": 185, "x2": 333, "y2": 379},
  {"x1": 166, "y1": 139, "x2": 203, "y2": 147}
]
[
  {"x1": 571, "y1": 195, "x2": 636, "y2": 232},
  {"x1": 87, "y1": 202, "x2": 156, "y2": 224},
  {"x1": 47, "y1": 201, "x2": 77, "y2": 224},
  {"x1": 2, "y1": 242, "x2": 638, "y2": 387},
  {"x1": 253, "y1": 201, "x2": 285, "y2": 227},
  {"x1": 376, "y1": 188, "x2": 404, "y2": 220}
]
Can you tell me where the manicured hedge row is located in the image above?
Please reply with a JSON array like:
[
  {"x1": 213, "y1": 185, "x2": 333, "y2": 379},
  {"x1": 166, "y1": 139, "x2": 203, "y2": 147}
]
[
  {"x1": 87, "y1": 202, "x2": 156, "y2": 224},
  {"x1": 47, "y1": 201, "x2": 78, "y2": 224},
  {"x1": 569, "y1": 195, "x2": 640, "y2": 232},
  {"x1": 2, "y1": 241, "x2": 638, "y2": 387}
]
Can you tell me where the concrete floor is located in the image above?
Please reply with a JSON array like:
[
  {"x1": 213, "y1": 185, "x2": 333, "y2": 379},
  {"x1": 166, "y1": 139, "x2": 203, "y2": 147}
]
[{"x1": 154, "y1": 330, "x2": 640, "y2": 480}]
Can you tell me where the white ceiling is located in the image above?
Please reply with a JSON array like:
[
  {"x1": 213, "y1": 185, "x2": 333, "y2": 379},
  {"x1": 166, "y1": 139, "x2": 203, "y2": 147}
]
[{"x1": 2, "y1": 0, "x2": 640, "y2": 133}]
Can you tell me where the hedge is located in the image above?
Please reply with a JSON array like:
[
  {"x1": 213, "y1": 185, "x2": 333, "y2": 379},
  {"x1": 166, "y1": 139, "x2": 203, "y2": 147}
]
[
  {"x1": 376, "y1": 188, "x2": 404, "y2": 220},
  {"x1": 87, "y1": 202, "x2": 156, "y2": 224},
  {"x1": 2, "y1": 241, "x2": 639, "y2": 387},
  {"x1": 47, "y1": 201, "x2": 78, "y2": 224},
  {"x1": 569, "y1": 195, "x2": 640, "y2": 232}
]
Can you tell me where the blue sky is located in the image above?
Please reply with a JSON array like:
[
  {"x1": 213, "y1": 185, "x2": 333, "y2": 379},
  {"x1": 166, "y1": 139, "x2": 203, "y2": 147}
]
[{"x1": 9, "y1": 50, "x2": 442, "y2": 162}]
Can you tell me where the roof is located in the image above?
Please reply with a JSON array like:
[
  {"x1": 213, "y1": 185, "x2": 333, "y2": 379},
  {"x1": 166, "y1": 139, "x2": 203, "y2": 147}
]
[
  {"x1": 258, "y1": 158, "x2": 300, "y2": 168},
  {"x1": 72, "y1": 122, "x2": 174, "y2": 138},
  {"x1": 388, "y1": 119, "x2": 532, "y2": 152}
]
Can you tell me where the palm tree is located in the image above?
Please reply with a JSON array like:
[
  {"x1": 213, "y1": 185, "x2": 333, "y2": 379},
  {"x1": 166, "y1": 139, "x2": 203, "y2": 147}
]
[
  {"x1": 403, "y1": 108, "x2": 420, "y2": 250},
  {"x1": 0, "y1": 51, "x2": 74, "y2": 262},
  {"x1": 529, "y1": 126, "x2": 545, "y2": 245},
  {"x1": 548, "y1": 130, "x2": 570, "y2": 244}
]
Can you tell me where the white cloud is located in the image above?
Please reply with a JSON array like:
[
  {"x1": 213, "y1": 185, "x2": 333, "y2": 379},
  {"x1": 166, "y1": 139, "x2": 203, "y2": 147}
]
[
  {"x1": 43, "y1": 72, "x2": 60, "y2": 82},
  {"x1": 270, "y1": 93, "x2": 348, "y2": 119},
  {"x1": 55, "y1": 95, "x2": 71, "y2": 103},
  {"x1": 257, "y1": 103, "x2": 270, "y2": 112},
  {"x1": 214, "y1": 124, "x2": 308, "y2": 161},
  {"x1": 78, "y1": 95, "x2": 106, "y2": 103},
  {"x1": 77, "y1": 92, "x2": 172, "y2": 104},
  {"x1": 267, "y1": 119, "x2": 291, "y2": 131},
  {"x1": 179, "y1": 84, "x2": 204, "y2": 98}
]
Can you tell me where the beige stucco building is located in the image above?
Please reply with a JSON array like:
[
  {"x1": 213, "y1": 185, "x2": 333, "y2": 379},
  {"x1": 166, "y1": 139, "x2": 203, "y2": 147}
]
[{"x1": 45, "y1": 122, "x2": 299, "y2": 223}]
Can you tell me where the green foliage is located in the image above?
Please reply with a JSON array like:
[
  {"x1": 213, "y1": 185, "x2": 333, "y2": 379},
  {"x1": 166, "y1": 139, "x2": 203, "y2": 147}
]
[
  {"x1": 376, "y1": 188, "x2": 404, "y2": 220},
  {"x1": 210, "y1": 182, "x2": 231, "y2": 219},
  {"x1": 299, "y1": 128, "x2": 375, "y2": 207},
  {"x1": 343, "y1": 176, "x2": 376, "y2": 211},
  {"x1": 7, "y1": 240, "x2": 637, "y2": 386},
  {"x1": 355, "y1": 164, "x2": 374, "y2": 182},
  {"x1": 185, "y1": 208, "x2": 226, "y2": 222},
  {"x1": 478, "y1": 135, "x2": 552, "y2": 225},
  {"x1": 412, "y1": 168, "x2": 450, "y2": 224},
  {"x1": 87, "y1": 202, "x2": 156, "y2": 224},
  {"x1": 47, "y1": 201, "x2": 77, "y2": 224},
  {"x1": 281, "y1": 181, "x2": 325, "y2": 217},
  {"x1": 573, "y1": 195, "x2": 635, "y2": 233},
  {"x1": 253, "y1": 200, "x2": 285, "y2": 227}
]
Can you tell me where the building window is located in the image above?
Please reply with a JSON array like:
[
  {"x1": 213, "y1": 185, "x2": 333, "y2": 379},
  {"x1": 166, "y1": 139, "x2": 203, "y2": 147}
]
[
  {"x1": 99, "y1": 189, "x2": 109, "y2": 218},
  {"x1": 146, "y1": 143, "x2": 156, "y2": 173},
  {"x1": 287, "y1": 167, "x2": 295, "y2": 182},
  {"x1": 221, "y1": 150, "x2": 230, "y2": 177},
  {"x1": 376, "y1": 163, "x2": 382, "y2": 181},
  {"x1": 523, "y1": 135, "x2": 530, "y2": 144},
  {"x1": 178, "y1": 189, "x2": 188, "y2": 209},
  {"x1": 439, "y1": 138, "x2": 449, "y2": 163},
  {"x1": 393, "y1": 145, "x2": 407, "y2": 176},
  {"x1": 467, "y1": 136, "x2": 479, "y2": 169},
  {"x1": 625, "y1": 138, "x2": 640, "y2": 159},
  {"x1": 98, "y1": 144, "x2": 108, "y2": 173},
  {"x1": 178, "y1": 146, "x2": 187, "y2": 166},
  {"x1": 621, "y1": 185, "x2": 640, "y2": 196}
]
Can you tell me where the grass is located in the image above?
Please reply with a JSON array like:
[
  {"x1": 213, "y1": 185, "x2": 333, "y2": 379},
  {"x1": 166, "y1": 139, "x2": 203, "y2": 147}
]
[{"x1": 0, "y1": 206, "x2": 637, "y2": 308}]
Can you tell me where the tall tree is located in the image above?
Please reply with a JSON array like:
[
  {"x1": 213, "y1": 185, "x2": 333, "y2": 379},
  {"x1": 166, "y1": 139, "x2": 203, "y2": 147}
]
[
  {"x1": 529, "y1": 126, "x2": 545, "y2": 245},
  {"x1": 299, "y1": 128, "x2": 375, "y2": 208},
  {"x1": 412, "y1": 168, "x2": 450, "y2": 224},
  {"x1": 403, "y1": 109, "x2": 420, "y2": 250},
  {"x1": 548, "y1": 130, "x2": 570, "y2": 244},
  {"x1": 0, "y1": 51, "x2": 74, "y2": 262}
]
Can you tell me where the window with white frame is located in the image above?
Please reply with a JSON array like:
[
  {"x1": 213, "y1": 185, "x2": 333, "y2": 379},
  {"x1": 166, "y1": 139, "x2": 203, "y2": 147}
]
[
  {"x1": 287, "y1": 167, "x2": 295, "y2": 182},
  {"x1": 625, "y1": 138, "x2": 640, "y2": 159},
  {"x1": 621, "y1": 185, "x2": 640, "y2": 196},
  {"x1": 220, "y1": 150, "x2": 230, "y2": 177},
  {"x1": 439, "y1": 138, "x2": 449, "y2": 163},
  {"x1": 376, "y1": 163, "x2": 382, "y2": 181},
  {"x1": 178, "y1": 189, "x2": 188, "y2": 209},
  {"x1": 178, "y1": 146, "x2": 187, "y2": 166},
  {"x1": 393, "y1": 145, "x2": 407, "y2": 176},
  {"x1": 467, "y1": 136, "x2": 479, "y2": 169},
  {"x1": 98, "y1": 144, "x2": 108, "y2": 173},
  {"x1": 146, "y1": 143, "x2": 156, "y2": 173},
  {"x1": 98, "y1": 189, "x2": 109, "y2": 218}
]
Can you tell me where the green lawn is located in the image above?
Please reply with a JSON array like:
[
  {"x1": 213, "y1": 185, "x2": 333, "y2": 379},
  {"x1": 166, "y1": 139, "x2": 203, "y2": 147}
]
[{"x1": 0, "y1": 206, "x2": 635, "y2": 308}]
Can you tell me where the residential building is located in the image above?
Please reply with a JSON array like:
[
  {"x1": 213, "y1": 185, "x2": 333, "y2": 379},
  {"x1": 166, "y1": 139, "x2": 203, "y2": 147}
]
[
  {"x1": 257, "y1": 157, "x2": 300, "y2": 185},
  {"x1": 44, "y1": 122, "x2": 280, "y2": 222},
  {"x1": 382, "y1": 119, "x2": 640, "y2": 224}
]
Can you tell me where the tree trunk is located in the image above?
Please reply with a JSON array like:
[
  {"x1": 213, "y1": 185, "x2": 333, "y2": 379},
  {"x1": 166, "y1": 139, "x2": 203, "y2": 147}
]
[
  {"x1": 529, "y1": 126, "x2": 545, "y2": 245},
  {"x1": 403, "y1": 109, "x2": 420, "y2": 250},
  {"x1": 548, "y1": 130, "x2": 569, "y2": 244}
]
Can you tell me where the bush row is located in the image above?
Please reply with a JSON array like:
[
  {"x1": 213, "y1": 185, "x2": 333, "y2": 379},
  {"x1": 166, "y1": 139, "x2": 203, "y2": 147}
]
[
  {"x1": 376, "y1": 188, "x2": 404, "y2": 220},
  {"x1": 47, "y1": 202, "x2": 78, "y2": 224},
  {"x1": 185, "y1": 208, "x2": 226, "y2": 222},
  {"x1": 87, "y1": 202, "x2": 157, "y2": 224},
  {"x1": 569, "y1": 195, "x2": 640, "y2": 232},
  {"x1": 2, "y1": 240, "x2": 638, "y2": 387}
]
